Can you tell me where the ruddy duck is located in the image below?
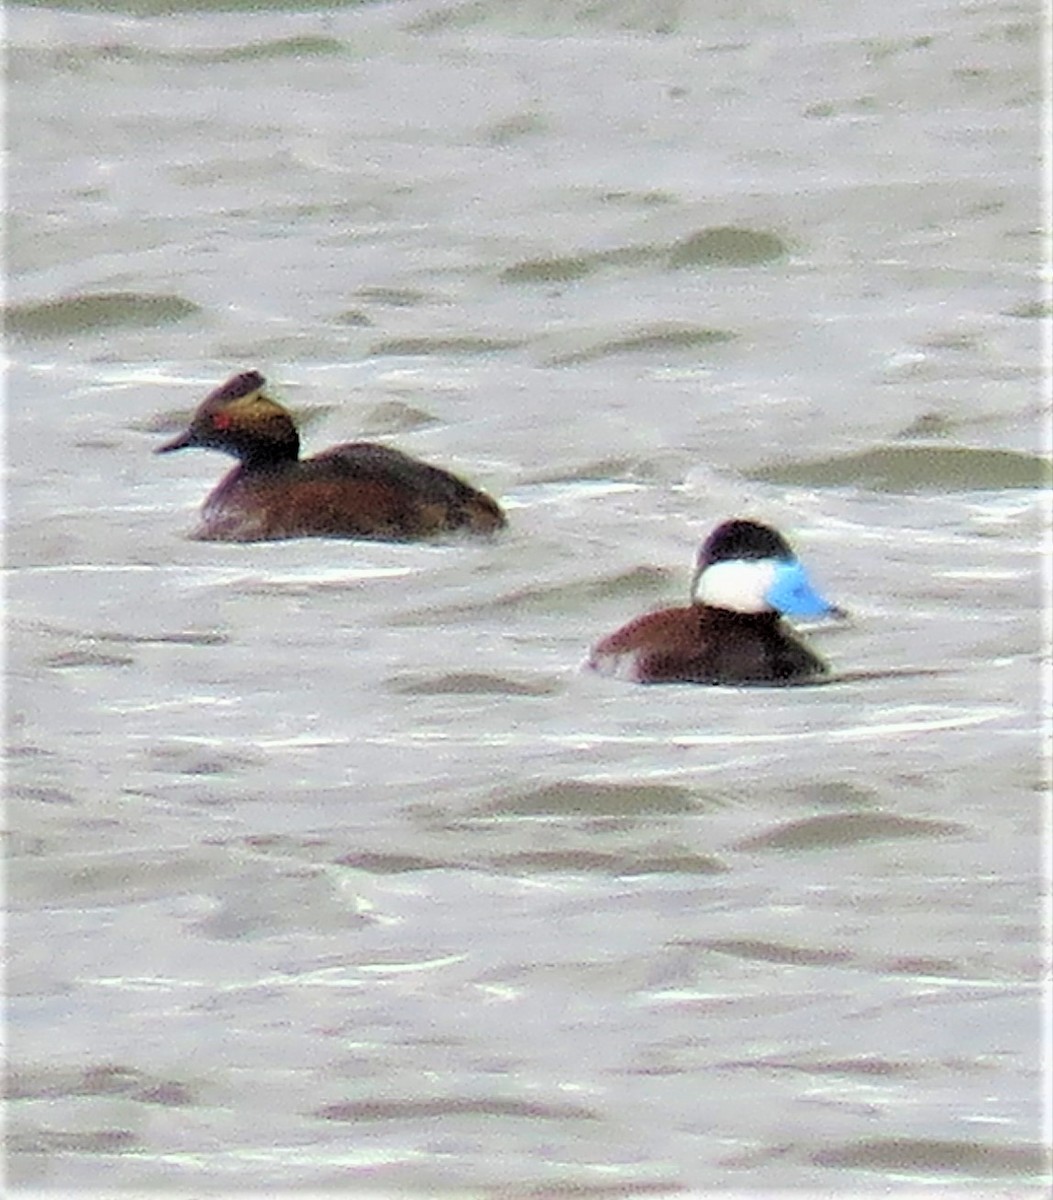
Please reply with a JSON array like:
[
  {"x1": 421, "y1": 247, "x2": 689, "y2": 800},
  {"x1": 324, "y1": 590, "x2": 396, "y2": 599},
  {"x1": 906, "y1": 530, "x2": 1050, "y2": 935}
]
[
  {"x1": 587, "y1": 519, "x2": 841, "y2": 685},
  {"x1": 156, "y1": 371, "x2": 506, "y2": 542}
]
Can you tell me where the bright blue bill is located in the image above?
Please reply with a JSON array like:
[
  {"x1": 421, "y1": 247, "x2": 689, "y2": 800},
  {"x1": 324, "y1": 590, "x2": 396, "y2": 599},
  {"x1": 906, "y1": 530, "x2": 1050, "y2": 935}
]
[{"x1": 765, "y1": 559, "x2": 837, "y2": 617}]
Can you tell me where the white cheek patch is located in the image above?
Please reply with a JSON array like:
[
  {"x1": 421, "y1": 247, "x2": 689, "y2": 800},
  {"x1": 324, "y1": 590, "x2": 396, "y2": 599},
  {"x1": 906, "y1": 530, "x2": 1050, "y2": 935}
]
[{"x1": 694, "y1": 558, "x2": 777, "y2": 613}]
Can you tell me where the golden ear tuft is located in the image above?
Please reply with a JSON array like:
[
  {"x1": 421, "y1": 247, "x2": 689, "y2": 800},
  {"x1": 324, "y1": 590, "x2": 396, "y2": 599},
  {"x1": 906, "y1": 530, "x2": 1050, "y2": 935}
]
[{"x1": 204, "y1": 371, "x2": 267, "y2": 405}]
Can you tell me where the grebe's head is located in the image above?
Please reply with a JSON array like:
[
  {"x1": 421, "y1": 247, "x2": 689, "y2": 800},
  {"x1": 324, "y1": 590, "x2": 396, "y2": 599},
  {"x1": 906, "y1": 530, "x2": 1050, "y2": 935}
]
[
  {"x1": 156, "y1": 371, "x2": 300, "y2": 465},
  {"x1": 689, "y1": 518, "x2": 842, "y2": 618}
]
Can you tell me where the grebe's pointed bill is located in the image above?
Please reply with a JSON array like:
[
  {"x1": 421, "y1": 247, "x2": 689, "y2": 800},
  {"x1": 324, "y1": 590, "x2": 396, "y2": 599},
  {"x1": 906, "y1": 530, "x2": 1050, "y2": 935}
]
[
  {"x1": 155, "y1": 429, "x2": 195, "y2": 454},
  {"x1": 764, "y1": 559, "x2": 839, "y2": 618}
]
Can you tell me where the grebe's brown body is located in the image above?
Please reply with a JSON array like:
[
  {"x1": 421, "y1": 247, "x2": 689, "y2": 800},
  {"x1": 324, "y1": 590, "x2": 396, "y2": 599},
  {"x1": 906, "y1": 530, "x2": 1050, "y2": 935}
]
[{"x1": 157, "y1": 372, "x2": 505, "y2": 542}]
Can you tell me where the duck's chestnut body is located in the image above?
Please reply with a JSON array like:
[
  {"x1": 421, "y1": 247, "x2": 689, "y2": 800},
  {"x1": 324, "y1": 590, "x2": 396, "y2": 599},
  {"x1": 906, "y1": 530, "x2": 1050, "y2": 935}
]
[
  {"x1": 587, "y1": 519, "x2": 840, "y2": 686},
  {"x1": 589, "y1": 604, "x2": 829, "y2": 685},
  {"x1": 156, "y1": 371, "x2": 505, "y2": 542}
]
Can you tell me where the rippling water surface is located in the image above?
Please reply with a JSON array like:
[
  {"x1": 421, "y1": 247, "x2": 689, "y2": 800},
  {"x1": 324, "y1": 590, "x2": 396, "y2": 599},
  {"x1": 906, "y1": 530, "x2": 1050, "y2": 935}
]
[{"x1": 5, "y1": 0, "x2": 1051, "y2": 1192}]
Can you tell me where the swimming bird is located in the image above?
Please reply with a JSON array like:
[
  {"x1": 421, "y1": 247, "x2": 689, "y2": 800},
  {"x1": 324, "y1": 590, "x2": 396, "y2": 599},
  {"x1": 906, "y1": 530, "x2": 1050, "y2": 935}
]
[
  {"x1": 156, "y1": 371, "x2": 506, "y2": 541},
  {"x1": 587, "y1": 518, "x2": 841, "y2": 685}
]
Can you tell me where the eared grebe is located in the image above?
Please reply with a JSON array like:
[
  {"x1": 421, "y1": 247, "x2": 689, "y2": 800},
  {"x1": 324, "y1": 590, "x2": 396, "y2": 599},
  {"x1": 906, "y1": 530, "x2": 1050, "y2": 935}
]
[{"x1": 157, "y1": 371, "x2": 506, "y2": 542}]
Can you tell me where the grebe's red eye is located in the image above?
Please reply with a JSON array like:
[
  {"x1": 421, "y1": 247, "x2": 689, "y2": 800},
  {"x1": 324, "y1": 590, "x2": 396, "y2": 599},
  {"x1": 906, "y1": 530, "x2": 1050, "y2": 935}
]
[{"x1": 212, "y1": 412, "x2": 233, "y2": 431}]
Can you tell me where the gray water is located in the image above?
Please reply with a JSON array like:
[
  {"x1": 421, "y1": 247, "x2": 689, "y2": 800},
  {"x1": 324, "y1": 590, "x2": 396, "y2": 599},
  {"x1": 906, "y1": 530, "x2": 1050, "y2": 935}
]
[{"x1": 4, "y1": 0, "x2": 1051, "y2": 1193}]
